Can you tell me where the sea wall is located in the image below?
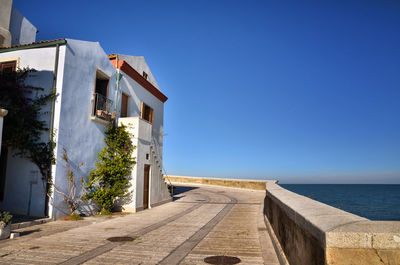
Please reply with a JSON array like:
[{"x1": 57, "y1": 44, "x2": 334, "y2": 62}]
[
  {"x1": 165, "y1": 175, "x2": 267, "y2": 190},
  {"x1": 265, "y1": 182, "x2": 400, "y2": 265}
]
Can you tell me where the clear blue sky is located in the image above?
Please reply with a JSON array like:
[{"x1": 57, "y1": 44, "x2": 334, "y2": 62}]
[{"x1": 14, "y1": 0, "x2": 400, "y2": 184}]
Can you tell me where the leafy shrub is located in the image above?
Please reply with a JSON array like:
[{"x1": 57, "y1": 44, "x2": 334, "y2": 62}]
[
  {"x1": 69, "y1": 214, "x2": 83, "y2": 221},
  {"x1": 85, "y1": 124, "x2": 136, "y2": 212},
  {"x1": 0, "y1": 212, "x2": 12, "y2": 225},
  {"x1": 99, "y1": 209, "x2": 112, "y2": 215}
]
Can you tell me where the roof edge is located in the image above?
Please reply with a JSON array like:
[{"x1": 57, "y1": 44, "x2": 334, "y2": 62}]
[
  {"x1": 113, "y1": 59, "x2": 168, "y2": 103},
  {"x1": 0, "y1": 39, "x2": 67, "y2": 53}
]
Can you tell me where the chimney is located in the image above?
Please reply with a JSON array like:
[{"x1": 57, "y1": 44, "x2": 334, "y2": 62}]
[{"x1": 0, "y1": 0, "x2": 13, "y2": 47}]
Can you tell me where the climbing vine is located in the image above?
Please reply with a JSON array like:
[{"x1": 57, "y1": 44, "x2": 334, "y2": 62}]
[{"x1": 0, "y1": 68, "x2": 55, "y2": 186}]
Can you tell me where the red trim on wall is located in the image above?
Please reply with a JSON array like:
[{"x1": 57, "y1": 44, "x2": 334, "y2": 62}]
[
  {"x1": 109, "y1": 58, "x2": 117, "y2": 68},
  {"x1": 115, "y1": 60, "x2": 168, "y2": 103}
]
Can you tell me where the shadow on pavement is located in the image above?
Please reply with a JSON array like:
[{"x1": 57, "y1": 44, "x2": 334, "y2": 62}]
[
  {"x1": 172, "y1": 185, "x2": 199, "y2": 201},
  {"x1": 18, "y1": 228, "x2": 41, "y2": 236},
  {"x1": 9, "y1": 214, "x2": 43, "y2": 224}
]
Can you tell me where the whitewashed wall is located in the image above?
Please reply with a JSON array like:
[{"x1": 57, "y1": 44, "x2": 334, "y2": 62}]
[
  {"x1": 9, "y1": 7, "x2": 37, "y2": 45},
  {"x1": 117, "y1": 117, "x2": 150, "y2": 211},
  {"x1": 149, "y1": 147, "x2": 172, "y2": 207},
  {"x1": 118, "y1": 67, "x2": 170, "y2": 210},
  {"x1": 0, "y1": 45, "x2": 66, "y2": 217},
  {"x1": 119, "y1": 70, "x2": 164, "y2": 151},
  {"x1": 118, "y1": 117, "x2": 171, "y2": 211},
  {"x1": 117, "y1": 55, "x2": 160, "y2": 90},
  {"x1": 50, "y1": 39, "x2": 117, "y2": 218}
]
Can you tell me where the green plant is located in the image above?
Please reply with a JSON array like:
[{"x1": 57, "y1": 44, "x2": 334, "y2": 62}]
[
  {"x1": 86, "y1": 124, "x2": 136, "y2": 212},
  {"x1": 69, "y1": 214, "x2": 83, "y2": 221},
  {"x1": 98, "y1": 209, "x2": 112, "y2": 215},
  {"x1": 0, "y1": 69, "x2": 55, "y2": 187},
  {"x1": 50, "y1": 147, "x2": 86, "y2": 216},
  {"x1": 0, "y1": 212, "x2": 12, "y2": 225}
]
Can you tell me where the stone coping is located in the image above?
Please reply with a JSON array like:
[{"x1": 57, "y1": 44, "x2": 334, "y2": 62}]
[
  {"x1": 165, "y1": 175, "x2": 277, "y2": 190},
  {"x1": 266, "y1": 183, "x2": 400, "y2": 249},
  {"x1": 10, "y1": 217, "x2": 52, "y2": 230},
  {"x1": 0, "y1": 108, "x2": 8, "y2": 117},
  {"x1": 166, "y1": 175, "x2": 275, "y2": 183}
]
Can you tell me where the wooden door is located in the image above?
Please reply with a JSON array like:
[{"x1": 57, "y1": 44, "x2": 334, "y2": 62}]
[
  {"x1": 121, "y1": 93, "x2": 128, "y2": 117},
  {"x1": 143, "y1": 164, "x2": 150, "y2": 209}
]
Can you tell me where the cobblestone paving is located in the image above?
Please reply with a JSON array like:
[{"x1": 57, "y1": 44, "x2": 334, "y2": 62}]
[{"x1": 0, "y1": 184, "x2": 279, "y2": 265}]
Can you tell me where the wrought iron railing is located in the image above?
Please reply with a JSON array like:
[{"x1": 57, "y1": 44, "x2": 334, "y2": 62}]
[{"x1": 93, "y1": 93, "x2": 113, "y2": 120}]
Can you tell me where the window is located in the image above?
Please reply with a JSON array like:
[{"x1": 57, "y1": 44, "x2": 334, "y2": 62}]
[
  {"x1": 142, "y1": 71, "x2": 148, "y2": 80},
  {"x1": 141, "y1": 102, "x2": 154, "y2": 124},
  {"x1": 0, "y1": 61, "x2": 16, "y2": 74},
  {"x1": 121, "y1": 93, "x2": 129, "y2": 118},
  {"x1": 0, "y1": 61, "x2": 17, "y2": 80},
  {"x1": 92, "y1": 69, "x2": 112, "y2": 120}
]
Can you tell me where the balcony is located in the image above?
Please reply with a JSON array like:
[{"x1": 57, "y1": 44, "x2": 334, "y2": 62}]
[
  {"x1": 118, "y1": 117, "x2": 152, "y2": 142},
  {"x1": 93, "y1": 93, "x2": 113, "y2": 121}
]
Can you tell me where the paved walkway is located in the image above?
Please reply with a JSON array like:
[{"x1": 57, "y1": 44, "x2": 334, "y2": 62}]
[{"x1": 0, "y1": 184, "x2": 279, "y2": 265}]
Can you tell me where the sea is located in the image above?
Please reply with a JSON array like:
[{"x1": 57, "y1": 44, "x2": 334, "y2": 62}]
[{"x1": 280, "y1": 184, "x2": 400, "y2": 221}]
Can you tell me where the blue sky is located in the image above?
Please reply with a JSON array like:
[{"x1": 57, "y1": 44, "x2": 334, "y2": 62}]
[{"x1": 14, "y1": 0, "x2": 400, "y2": 183}]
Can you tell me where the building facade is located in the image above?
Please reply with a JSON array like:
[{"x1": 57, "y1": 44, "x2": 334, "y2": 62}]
[{"x1": 0, "y1": 2, "x2": 171, "y2": 218}]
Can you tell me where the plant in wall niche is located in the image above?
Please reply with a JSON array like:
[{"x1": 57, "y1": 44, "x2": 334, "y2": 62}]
[
  {"x1": 0, "y1": 212, "x2": 12, "y2": 226},
  {"x1": 0, "y1": 68, "x2": 56, "y2": 188},
  {"x1": 0, "y1": 211, "x2": 12, "y2": 240},
  {"x1": 85, "y1": 124, "x2": 136, "y2": 213},
  {"x1": 49, "y1": 148, "x2": 86, "y2": 219}
]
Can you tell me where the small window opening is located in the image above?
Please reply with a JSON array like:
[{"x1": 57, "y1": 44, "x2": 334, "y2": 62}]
[
  {"x1": 121, "y1": 93, "x2": 129, "y2": 118},
  {"x1": 141, "y1": 102, "x2": 154, "y2": 124},
  {"x1": 0, "y1": 61, "x2": 17, "y2": 80},
  {"x1": 93, "y1": 69, "x2": 112, "y2": 120},
  {"x1": 142, "y1": 71, "x2": 148, "y2": 80}
]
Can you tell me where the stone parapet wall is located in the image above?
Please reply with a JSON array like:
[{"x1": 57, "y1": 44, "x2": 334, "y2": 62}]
[
  {"x1": 165, "y1": 175, "x2": 272, "y2": 190},
  {"x1": 265, "y1": 182, "x2": 400, "y2": 265}
]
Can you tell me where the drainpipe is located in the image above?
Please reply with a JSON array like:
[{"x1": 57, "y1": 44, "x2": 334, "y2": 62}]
[
  {"x1": 44, "y1": 43, "x2": 60, "y2": 217},
  {"x1": 114, "y1": 55, "x2": 121, "y2": 116}
]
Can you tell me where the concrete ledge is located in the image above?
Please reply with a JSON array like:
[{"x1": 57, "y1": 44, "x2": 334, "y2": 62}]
[
  {"x1": 265, "y1": 183, "x2": 400, "y2": 265},
  {"x1": 165, "y1": 175, "x2": 276, "y2": 190},
  {"x1": 10, "y1": 218, "x2": 52, "y2": 230},
  {"x1": 122, "y1": 206, "x2": 143, "y2": 213}
]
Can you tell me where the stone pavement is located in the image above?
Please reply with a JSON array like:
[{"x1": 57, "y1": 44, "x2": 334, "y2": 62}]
[{"x1": 0, "y1": 184, "x2": 279, "y2": 265}]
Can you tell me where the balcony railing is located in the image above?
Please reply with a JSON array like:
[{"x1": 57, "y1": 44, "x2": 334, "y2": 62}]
[{"x1": 93, "y1": 93, "x2": 113, "y2": 121}]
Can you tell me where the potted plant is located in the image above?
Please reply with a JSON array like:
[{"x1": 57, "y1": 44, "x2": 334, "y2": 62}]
[{"x1": 0, "y1": 211, "x2": 12, "y2": 240}]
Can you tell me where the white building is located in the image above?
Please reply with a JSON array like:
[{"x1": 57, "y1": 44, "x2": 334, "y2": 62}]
[
  {"x1": 0, "y1": 1, "x2": 171, "y2": 219},
  {"x1": 110, "y1": 54, "x2": 171, "y2": 212},
  {"x1": 0, "y1": 0, "x2": 36, "y2": 48}
]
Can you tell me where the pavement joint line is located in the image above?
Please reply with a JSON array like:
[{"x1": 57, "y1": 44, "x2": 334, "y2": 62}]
[
  {"x1": 158, "y1": 192, "x2": 238, "y2": 265},
  {"x1": 58, "y1": 193, "x2": 212, "y2": 265}
]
